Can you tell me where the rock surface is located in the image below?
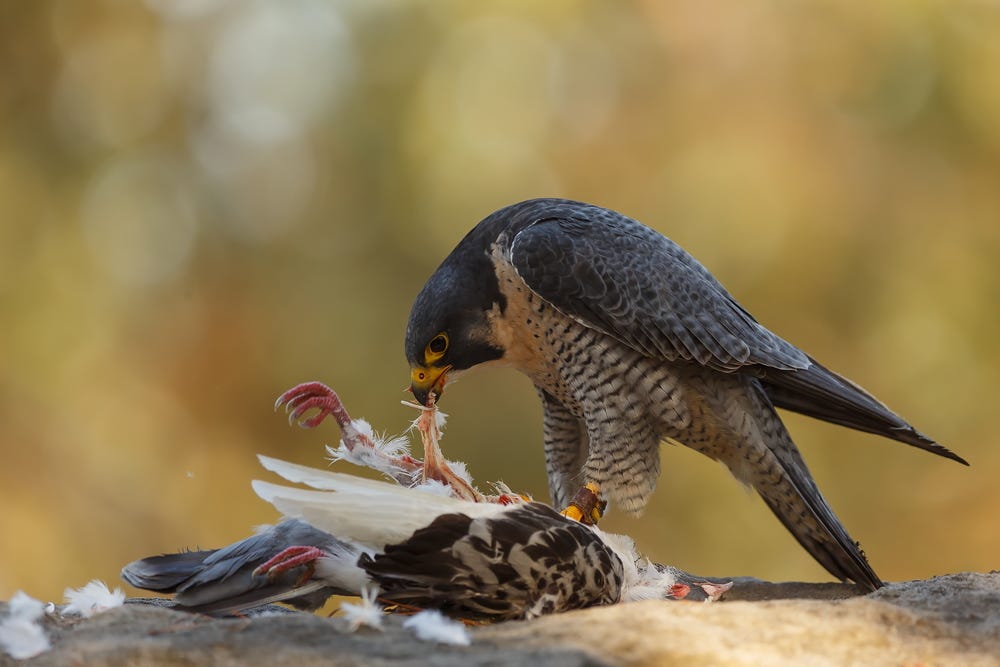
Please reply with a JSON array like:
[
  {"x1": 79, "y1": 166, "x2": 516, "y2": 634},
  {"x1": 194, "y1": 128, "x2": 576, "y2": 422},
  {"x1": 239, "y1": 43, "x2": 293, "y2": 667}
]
[{"x1": 2, "y1": 572, "x2": 997, "y2": 666}]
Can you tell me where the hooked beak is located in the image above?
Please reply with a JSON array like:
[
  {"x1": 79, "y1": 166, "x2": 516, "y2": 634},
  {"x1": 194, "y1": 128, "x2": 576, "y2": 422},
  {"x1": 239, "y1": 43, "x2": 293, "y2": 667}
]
[{"x1": 410, "y1": 365, "x2": 450, "y2": 406}]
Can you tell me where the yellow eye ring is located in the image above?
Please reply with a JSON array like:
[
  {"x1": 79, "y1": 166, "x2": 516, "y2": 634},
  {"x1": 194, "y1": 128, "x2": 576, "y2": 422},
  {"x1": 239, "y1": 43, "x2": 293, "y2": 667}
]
[{"x1": 425, "y1": 333, "x2": 449, "y2": 361}]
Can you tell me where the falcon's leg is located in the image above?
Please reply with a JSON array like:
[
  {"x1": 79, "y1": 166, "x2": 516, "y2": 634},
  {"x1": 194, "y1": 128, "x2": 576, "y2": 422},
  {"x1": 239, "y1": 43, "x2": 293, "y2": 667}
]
[
  {"x1": 686, "y1": 370, "x2": 883, "y2": 591},
  {"x1": 537, "y1": 393, "x2": 609, "y2": 524},
  {"x1": 549, "y1": 347, "x2": 673, "y2": 516},
  {"x1": 577, "y1": 391, "x2": 663, "y2": 516},
  {"x1": 559, "y1": 482, "x2": 606, "y2": 525},
  {"x1": 538, "y1": 390, "x2": 589, "y2": 509}
]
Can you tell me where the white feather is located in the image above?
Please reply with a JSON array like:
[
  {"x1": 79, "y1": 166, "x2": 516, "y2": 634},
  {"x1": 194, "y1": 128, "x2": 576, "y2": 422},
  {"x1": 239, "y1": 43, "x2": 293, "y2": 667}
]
[
  {"x1": 250, "y1": 481, "x2": 425, "y2": 547},
  {"x1": 339, "y1": 586, "x2": 384, "y2": 632},
  {"x1": 403, "y1": 610, "x2": 471, "y2": 645},
  {"x1": 413, "y1": 480, "x2": 455, "y2": 497},
  {"x1": 62, "y1": 580, "x2": 125, "y2": 618},
  {"x1": 592, "y1": 530, "x2": 646, "y2": 603},
  {"x1": 0, "y1": 618, "x2": 50, "y2": 659},
  {"x1": 252, "y1": 470, "x2": 503, "y2": 548},
  {"x1": 0, "y1": 592, "x2": 50, "y2": 659},
  {"x1": 313, "y1": 550, "x2": 371, "y2": 594},
  {"x1": 258, "y1": 455, "x2": 396, "y2": 492},
  {"x1": 349, "y1": 420, "x2": 412, "y2": 457},
  {"x1": 626, "y1": 561, "x2": 680, "y2": 602},
  {"x1": 402, "y1": 403, "x2": 449, "y2": 432},
  {"x1": 257, "y1": 456, "x2": 502, "y2": 517},
  {"x1": 6, "y1": 592, "x2": 45, "y2": 622},
  {"x1": 445, "y1": 459, "x2": 473, "y2": 485}
]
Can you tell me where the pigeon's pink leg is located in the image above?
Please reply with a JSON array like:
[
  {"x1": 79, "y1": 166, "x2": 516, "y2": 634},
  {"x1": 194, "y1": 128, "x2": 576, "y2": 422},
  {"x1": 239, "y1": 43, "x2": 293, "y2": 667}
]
[
  {"x1": 669, "y1": 583, "x2": 691, "y2": 600},
  {"x1": 253, "y1": 545, "x2": 326, "y2": 586},
  {"x1": 275, "y1": 382, "x2": 354, "y2": 430},
  {"x1": 276, "y1": 381, "x2": 422, "y2": 482}
]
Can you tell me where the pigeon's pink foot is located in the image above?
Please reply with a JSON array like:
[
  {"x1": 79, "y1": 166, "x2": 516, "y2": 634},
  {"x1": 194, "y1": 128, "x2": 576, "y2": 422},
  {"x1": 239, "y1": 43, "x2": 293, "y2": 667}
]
[
  {"x1": 275, "y1": 382, "x2": 352, "y2": 429},
  {"x1": 669, "y1": 583, "x2": 692, "y2": 600},
  {"x1": 253, "y1": 545, "x2": 326, "y2": 586},
  {"x1": 697, "y1": 581, "x2": 733, "y2": 601}
]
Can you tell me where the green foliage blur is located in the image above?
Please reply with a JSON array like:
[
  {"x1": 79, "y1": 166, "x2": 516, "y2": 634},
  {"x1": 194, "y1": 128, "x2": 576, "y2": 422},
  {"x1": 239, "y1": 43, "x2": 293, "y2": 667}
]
[{"x1": 1, "y1": 1, "x2": 997, "y2": 603}]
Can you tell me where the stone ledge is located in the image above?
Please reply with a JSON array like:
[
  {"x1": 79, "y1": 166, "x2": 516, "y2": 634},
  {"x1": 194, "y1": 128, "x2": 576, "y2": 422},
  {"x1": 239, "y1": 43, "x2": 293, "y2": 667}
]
[{"x1": 3, "y1": 572, "x2": 997, "y2": 666}]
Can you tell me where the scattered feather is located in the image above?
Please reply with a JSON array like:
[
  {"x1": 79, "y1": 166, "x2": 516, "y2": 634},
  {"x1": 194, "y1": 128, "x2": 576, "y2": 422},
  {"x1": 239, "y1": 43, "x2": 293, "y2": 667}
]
[
  {"x1": 7, "y1": 591, "x2": 46, "y2": 622},
  {"x1": 0, "y1": 618, "x2": 50, "y2": 659},
  {"x1": 339, "y1": 586, "x2": 384, "y2": 632},
  {"x1": 403, "y1": 610, "x2": 471, "y2": 646},
  {"x1": 0, "y1": 591, "x2": 50, "y2": 659},
  {"x1": 62, "y1": 580, "x2": 125, "y2": 618}
]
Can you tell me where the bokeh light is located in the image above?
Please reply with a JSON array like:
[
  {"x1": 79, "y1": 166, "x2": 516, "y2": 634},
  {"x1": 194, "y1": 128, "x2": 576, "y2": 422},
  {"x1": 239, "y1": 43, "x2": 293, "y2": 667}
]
[{"x1": 1, "y1": 0, "x2": 997, "y2": 604}]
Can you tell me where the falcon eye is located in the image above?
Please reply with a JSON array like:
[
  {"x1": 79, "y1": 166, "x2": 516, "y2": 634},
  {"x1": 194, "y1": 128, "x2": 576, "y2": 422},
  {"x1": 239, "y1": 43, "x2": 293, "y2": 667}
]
[
  {"x1": 425, "y1": 333, "x2": 449, "y2": 361},
  {"x1": 429, "y1": 335, "x2": 448, "y2": 353}
]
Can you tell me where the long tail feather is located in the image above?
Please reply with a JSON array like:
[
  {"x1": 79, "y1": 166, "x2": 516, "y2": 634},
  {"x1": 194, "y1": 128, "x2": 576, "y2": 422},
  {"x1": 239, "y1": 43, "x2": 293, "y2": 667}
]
[
  {"x1": 258, "y1": 455, "x2": 414, "y2": 493},
  {"x1": 762, "y1": 360, "x2": 967, "y2": 465}
]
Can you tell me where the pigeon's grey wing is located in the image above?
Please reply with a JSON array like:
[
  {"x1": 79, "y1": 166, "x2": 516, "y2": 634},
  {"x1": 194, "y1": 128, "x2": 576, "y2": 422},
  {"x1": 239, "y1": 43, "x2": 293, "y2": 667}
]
[
  {"x1": 120, "y1": 549, "x2": 215, "y2": 593},
  {"x1": 121, "y1": 519, "x2": 355, "y2": 615}
]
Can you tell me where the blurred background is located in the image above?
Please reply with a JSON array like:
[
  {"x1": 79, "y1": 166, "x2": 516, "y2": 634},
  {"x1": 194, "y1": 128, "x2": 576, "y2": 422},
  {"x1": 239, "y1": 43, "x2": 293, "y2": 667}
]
[{"x1": 1, "y1": 0, "x2": 998, "y2": 604}]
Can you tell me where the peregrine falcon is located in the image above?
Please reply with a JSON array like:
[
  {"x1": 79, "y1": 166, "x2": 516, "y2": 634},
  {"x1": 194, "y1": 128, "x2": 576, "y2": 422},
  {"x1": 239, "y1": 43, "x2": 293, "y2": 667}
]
[{"x1": 405, "y1": 198, "x2": 967, "y2": 591}]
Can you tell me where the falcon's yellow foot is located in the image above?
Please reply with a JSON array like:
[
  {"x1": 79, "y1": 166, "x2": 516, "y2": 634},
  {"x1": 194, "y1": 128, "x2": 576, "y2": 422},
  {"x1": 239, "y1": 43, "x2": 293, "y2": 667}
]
[{"x1": 559, "y1": 482, "x2": 606, "y2": 525}]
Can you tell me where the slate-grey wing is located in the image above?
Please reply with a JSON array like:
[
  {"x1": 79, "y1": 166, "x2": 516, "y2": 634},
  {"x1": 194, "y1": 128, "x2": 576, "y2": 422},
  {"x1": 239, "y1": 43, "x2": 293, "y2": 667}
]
[
  {"x1": 122, "y1": 519, "x2": 353, "y2": 615},
  {"x1": 508, "y1": 208, "x2": 965, "y2": 463},
  {"x1": 508, "y1": 211, "x2": 811, "y2": 373}
]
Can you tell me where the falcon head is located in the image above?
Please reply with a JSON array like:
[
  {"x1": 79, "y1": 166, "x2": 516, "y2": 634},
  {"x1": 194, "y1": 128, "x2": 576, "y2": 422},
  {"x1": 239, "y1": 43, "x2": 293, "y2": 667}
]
[
  {"x1": 405, "y1": 258, "x2": 505, "y2": 406},
  {"x1": 404, "y1": 198, "x2": 604, "y2": 406}
]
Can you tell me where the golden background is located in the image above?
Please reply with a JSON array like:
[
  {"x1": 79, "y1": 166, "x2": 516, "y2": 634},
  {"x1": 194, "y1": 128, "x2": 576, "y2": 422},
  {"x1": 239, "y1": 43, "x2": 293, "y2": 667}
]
[{"x1": 1, "y1": 0, "x2": 997, "y2": 603}]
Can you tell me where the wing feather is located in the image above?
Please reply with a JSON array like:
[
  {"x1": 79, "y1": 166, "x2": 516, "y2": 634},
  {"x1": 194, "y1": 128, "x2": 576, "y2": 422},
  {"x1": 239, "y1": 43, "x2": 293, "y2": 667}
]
[
  {"x1": 252, "y1": 459, "x2": 506, "y2": 548},
  {"x1": 508, "y1": 212, "x2": 809, "y2": 373},
  {"x1": 505, "y1": 202, "x2": 962, "y2": 462}
]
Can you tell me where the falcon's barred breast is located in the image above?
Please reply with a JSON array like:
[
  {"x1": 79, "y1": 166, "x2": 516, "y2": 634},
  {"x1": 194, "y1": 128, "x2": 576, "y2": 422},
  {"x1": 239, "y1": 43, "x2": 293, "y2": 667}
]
[{"x1": 405, "y1": 198, "x2": 967, "y2": 592}]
